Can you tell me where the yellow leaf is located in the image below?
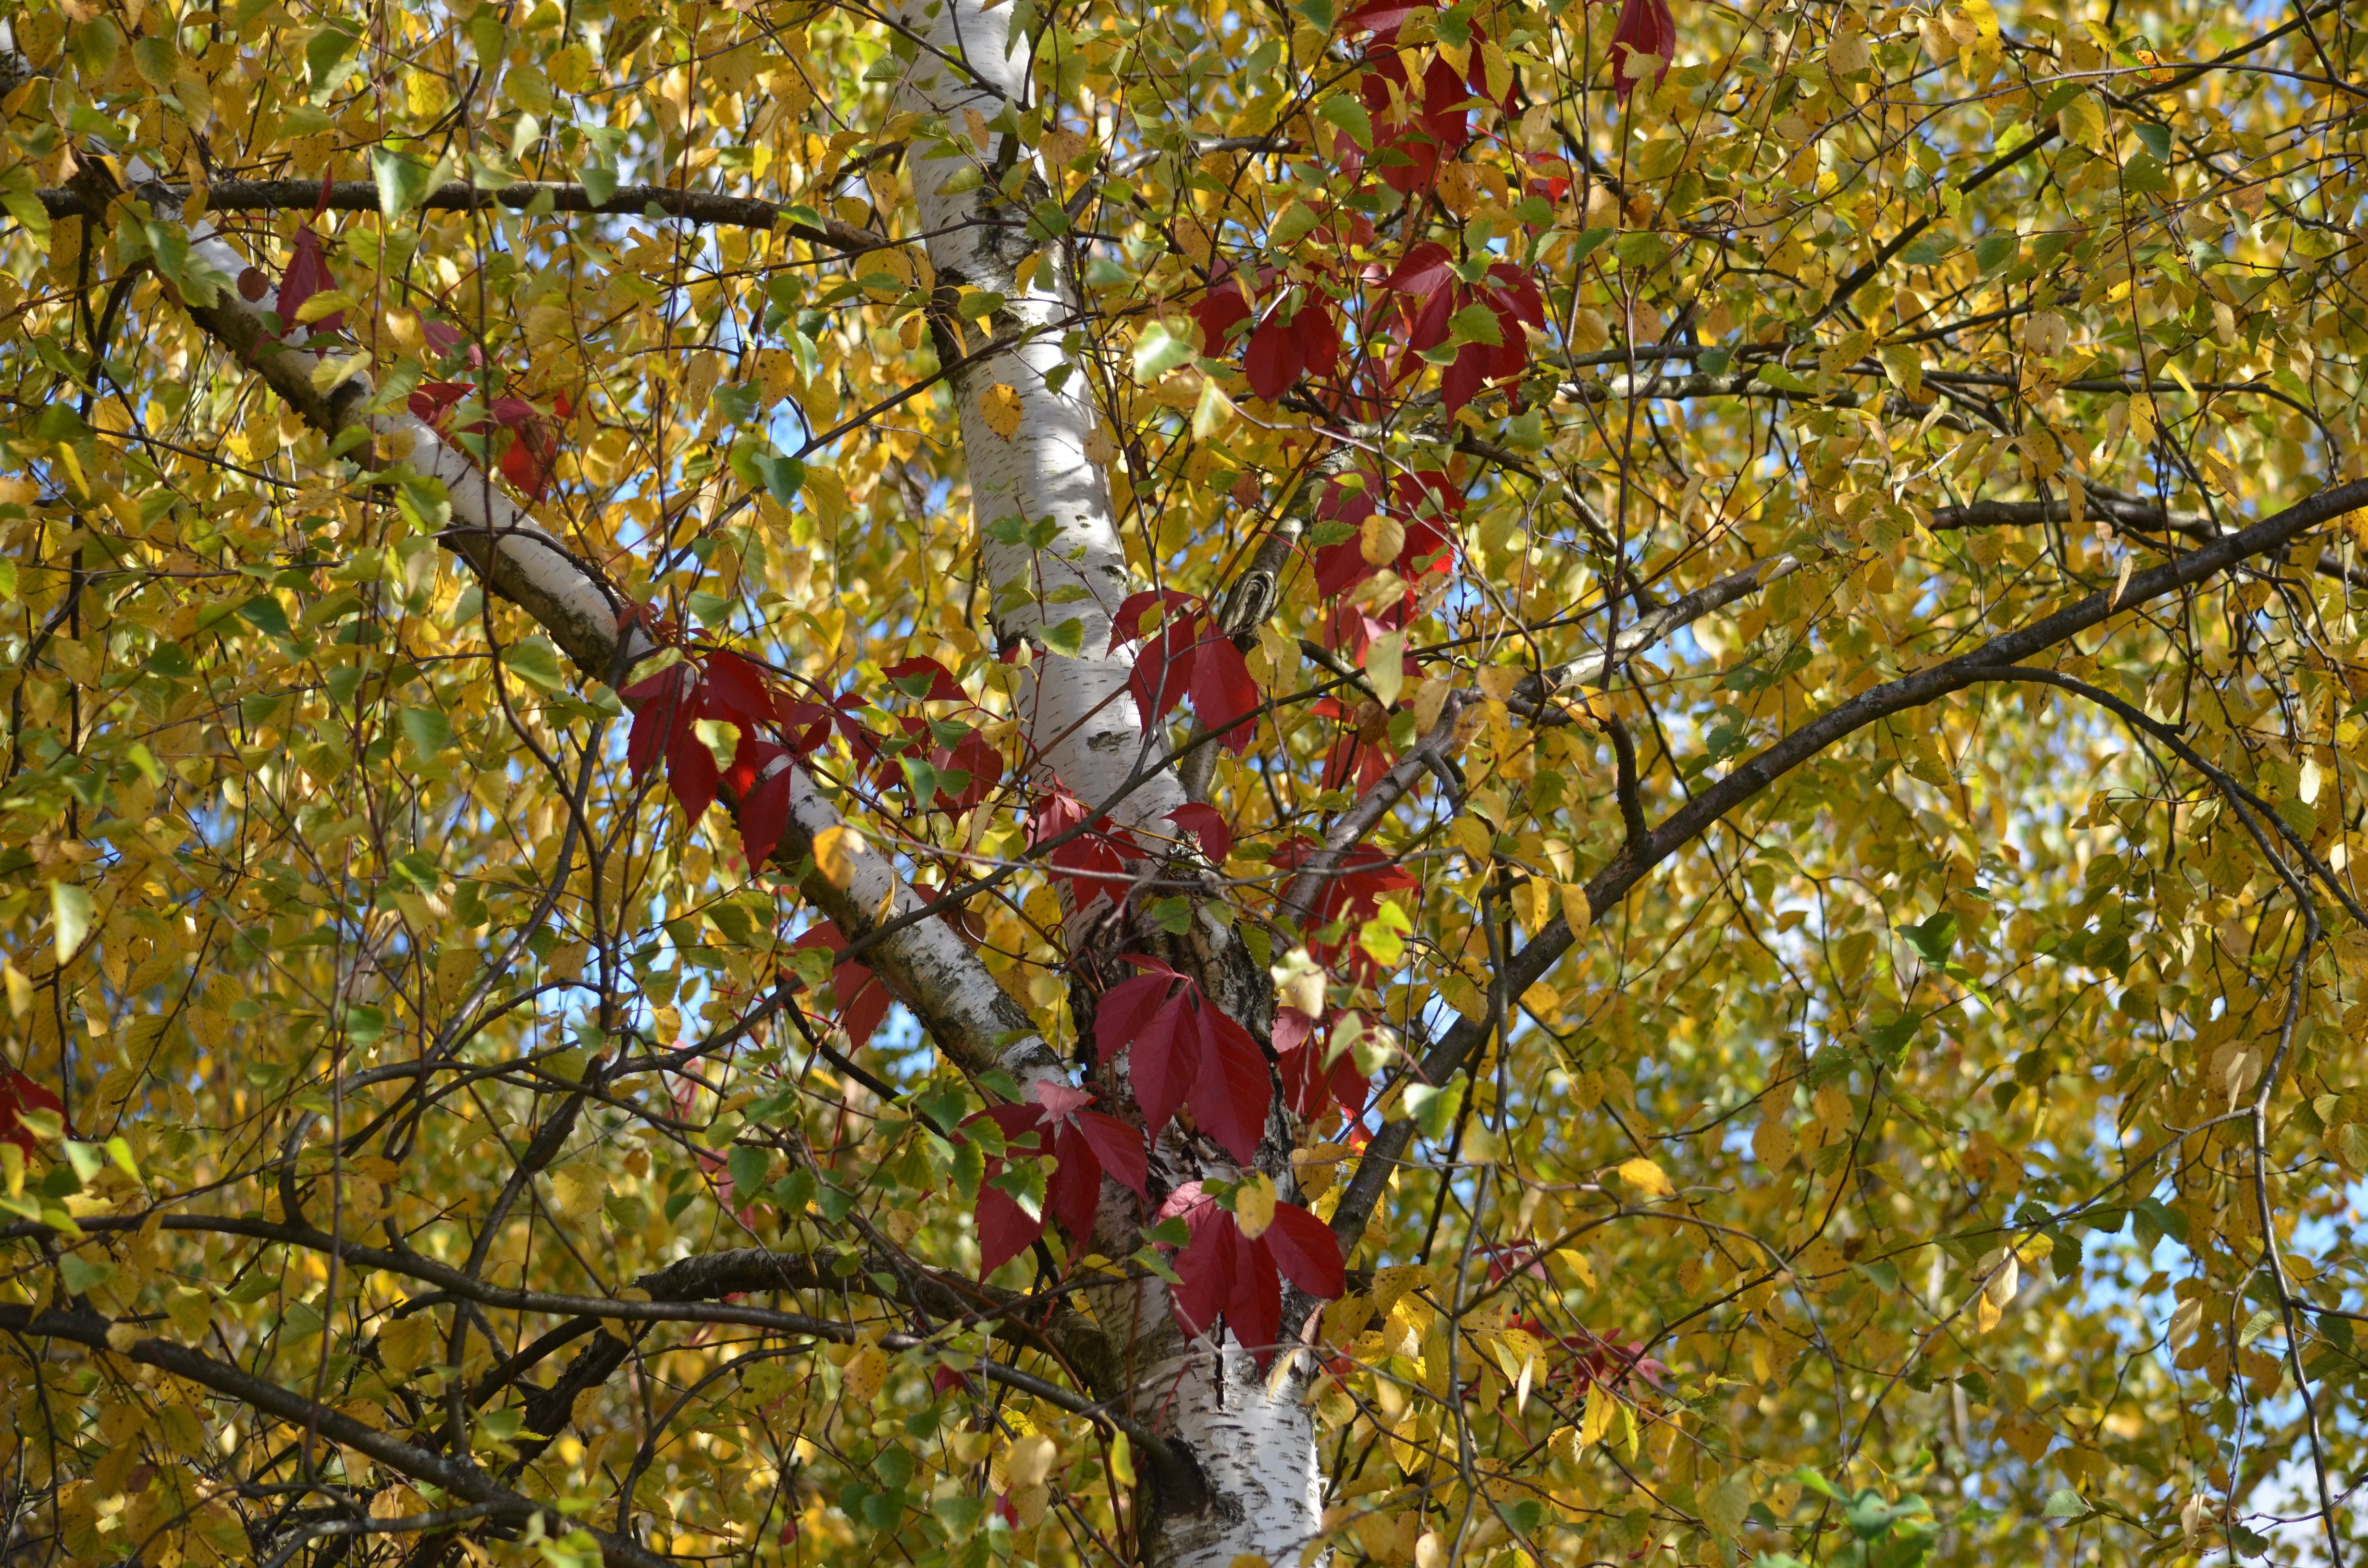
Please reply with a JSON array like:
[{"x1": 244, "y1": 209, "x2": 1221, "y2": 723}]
[
  {"x1": 105, "y1": 1322, "x2": 141, "y2": 1353},
  {"x1": 1616, "y1": 1156, "x2": 1675, "y2": 1199},
  {"x1": 1005, "y1": 1432, "x2": 1058, "y2": 1488},
  {"x1": 842, "y1": 1345, "x2": 888, "y2": 1404},
  {"x1": 1580, "y1": 1380, "x2": 1616, "y2": 1446},
  {"x1": 1554, "y1": 1248, "x2": 1598, "y2": 1289},
  {"x1": 1233, "y1": 1173, "x2": 1277, "y2": 1239},
  {"x1": 2057, "y1": 92, "x2": 2107, "y2": 154},
  {"x1": 813, "y1": 824, "x2": 865, "y2": 889},
  {"x1": 1360, "y1": 510, "x2": 1406, "y2": 566},
  {"x1": 980, "y1": 383, "x2": 1023, "y2": 440}
]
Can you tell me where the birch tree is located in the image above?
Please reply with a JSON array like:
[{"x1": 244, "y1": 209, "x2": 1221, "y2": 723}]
[{"x1": 5, "y1": 0, "x2": 2368, "y2": 1563}]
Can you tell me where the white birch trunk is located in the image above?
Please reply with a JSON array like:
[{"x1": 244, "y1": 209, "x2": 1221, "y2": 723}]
[
  {"x1": 893, "y1": 19, "x2": 1324, "y2": 1566},
  {"x1": 893, "y1": 14, "x2": 1185, "y2": 838}
]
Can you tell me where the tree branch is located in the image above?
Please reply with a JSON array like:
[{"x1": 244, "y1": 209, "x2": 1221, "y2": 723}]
[{"x1": 38, "y1": 179, "x2": 891, "y2": 251}]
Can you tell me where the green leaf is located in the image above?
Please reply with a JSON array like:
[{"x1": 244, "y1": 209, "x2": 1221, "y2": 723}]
[
  {"x1": 1405, "y1": 1081, "x2": 1463, "y2": 1141},
  {"x1": 1040, "y1": 617, "x2": 1085, "y2": 657},
  {"x1": 372, "y1": 147, "x2": 436, "y2": 219},
  {"x1": 59, "y1": 1252, "x2": 116, "y2": 1296},
  {"x1": 2133, "y1": 122, "x2": 2172, "y2": 162},
  {"x1": 1898, "y1": 911, "x2": 1956, "y2": 967},
  {"x1": 727, "y1": 1143, "x2": 772, "y2": 1198},
  {"x1": 399, "y1": 706, "x2": 454, "y2": 755},
  {"x1": 1133, "y1": 320, "x2": 1196, "y2": 382},
  {"x1": 1973, "y1": 231, "x2": 2019, "y2": 272},
  {"x1": 238, "y1": 593, "x2": 293, "y2": 640},
  {"x1": 2041, "y1": 1487, "x2": 2088, "y2": 1520},
  {"x1": 305, "y1": 20, "x2": 361, "y2": 98},
  {"x1": 1316, "y1": 94, "x2": 1373, "y2": 150},
  {"x1": 1447, "y1": 302, "x2": 1504, "y2": 346},
  {"x1": 506, "y1": 637, "x2": 567, "y2": 694}
]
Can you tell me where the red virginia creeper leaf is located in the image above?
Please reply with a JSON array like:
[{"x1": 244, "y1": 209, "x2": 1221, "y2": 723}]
[
  {"x1": 1262, "y1": 1200, "x2": 1348, "y2": 1300},
  {"x1": 1165, "y1": 802, "x2": 1233, "y2": 863},
  {"x1": 1190, "y1": 1001, "x2": 1273, "y2": 1163}
]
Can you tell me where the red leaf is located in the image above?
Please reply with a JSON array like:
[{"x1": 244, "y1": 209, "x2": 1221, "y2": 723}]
[
  {"x1": 976, "y1": 1182, "x2": 1043, "y2": 1276},
  {"x1": 1188, "y1": 633, "x2": 1262, "y2": 753},
  {"x1": 882, "y1": 655, "x2": 966, "y2": 702},
  {"x1": 1485, "y1": 264, "x2": 1548, "y2": 329},
  {"x1": 1340, "y1": 0, "x2": 1434, "y2": 39},
  {"x1": 1128, "y1": 622, "x2": 1198, "y2": 725},
  {"x1": 1224, "y1": 1224, "x2": 1284, "y2": 1362},
  {"x1": 1418, "y1": 53, "x2": 1473, "y2": 153},
  {"x1": 407, "y1": 380, "x2": 473, "y2": 424},
  {"x1": 622, "y1": 662, "x2": 699, "y2": 784},
  {"x1": 1190, "y1": 278, "x2": 1254, "y2": 349},
  {"x1": 793, "y1": 923, "x2": 893, "y2": 1049},
  {"x1": 1165, "y1": 802, "x2": 1233, "y2": 863},
  {"x1": 1262, "y1": 1200, "x2": 1347, "y2": 1300},
  {"x1": 1129, "y1": 991, "x2": 1199, "y2": 1139},
  {"x1": 1385, "y1": 241, "x2": 1457, "y2": 299},
  {"x1": 1610, "y1": 0, "x2": 1677, "y2": 97},
  {"x1": 1189, "y1": 1002, "x2": 1272, "y2": 1163},
  {"x1": 1294, "y1": 305, "x2": 1341, "y2": 381},
  {"x1": 934, "y1": 724, "x2": 1002, "y2": 812},
  {"x1": 1326, "y1": 1047, "x2": 1370, "y2": 1120},
  {"x1": 1160, "y1": 1183, "x2": 1235, "y2": 1337},
  {"x1": 1094, "y1": 970, "x2": 1181, "y2": 1065},
  {"x1": 738, "y1": 763, "x2": 793, "y2": 870},
  {"x1": 703, "y1": 649, "x2": 776, "y2": 725},
  {"x1": 498, "y1": 415, "x2": 561, "y2": 500},
  {"x1": 1243, "y1": 315, "x2": 1305, "y2": 401},
  {"x1": 421, "y1": 318, "x2": 466, "y2": 357},
  {"x1": 1403, "y1": 284, "x2": 1457, "y2": 357},
  {"x1": 277, "y1": 225, "x2": 341, "y2": 336},
  {"x1": 1047, "y1": 1119, "x2": 1105, "y2": 1243},
  {"x1": 1442, "y1": 343, "x2": 1491, "y2": 413},
  {"x1": 1073, "y1": 1109, "x2": 1149, "y2": 1199},
  {"x1": 0, "y1": 1069, "x2": 63, "y2": 1152},
  {"x1": 1108, "y1": 588, "x2": 1198, "y2": 652},
  {"x1": 667, "y1": 717, "x2": 720, "y2": 824}
]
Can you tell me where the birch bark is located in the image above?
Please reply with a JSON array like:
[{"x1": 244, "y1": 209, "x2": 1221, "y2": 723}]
[{"x1": 892, "y1": 14, "x2": 1327, "y2": 1565}]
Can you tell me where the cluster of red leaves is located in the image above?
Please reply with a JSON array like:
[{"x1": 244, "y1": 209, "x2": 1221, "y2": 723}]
[
  {"x1": 966, "y1": 1080, "x2": 1151, "y2": 1276},
  {"x1": 1094, "y1": 957, "x2": 1271, "y2": 1163},
  {"x1": 790, "y1": 921, "x2": 892, "y2": 1050},
  {"x1": 1384, "y1": 243, "x2": 1547, "y2": 413},
  {"x1": 1165, "y1": 801, "x2": 1233, "y2": 862},
  {"x1": 623, "y1": 654, "x2": 778, "y2": 864},
  {"x1": 1313, "y1": 471, "x2": 1463, "y2": 601},
  {"x1": 1030, "y1": 787, "x2": 1139, "y2": 907},
  {"x1": 0, "y1": 1069, "x2": 62, "y2": 1153},
  {"x1": 1158, "y1": 1181, "x2": 1345, "y2": 1364},
  {"x1": 1272, "y1": 1007, "x2": 1370, "y2": 1125},
  {"x1": 625, "y1": 648, "x2": 1000, "y2": 870},
  {"x1": 1191, "y1": 265, "x2": 1343, "y2": 401},
  {"x1": 1110, "y1": 591, "x2": 1261, "y2": 752}
]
